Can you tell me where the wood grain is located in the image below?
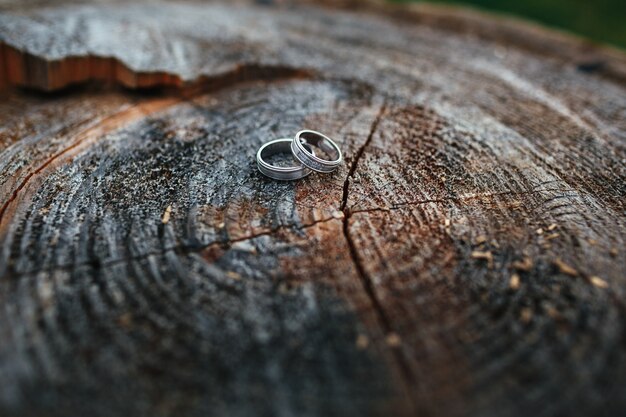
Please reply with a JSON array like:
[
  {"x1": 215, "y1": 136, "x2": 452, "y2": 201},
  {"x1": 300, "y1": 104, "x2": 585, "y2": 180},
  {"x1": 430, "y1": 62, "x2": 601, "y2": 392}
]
[{"x1": 0, "y1": 1, "x2": 625, "y2": 416}]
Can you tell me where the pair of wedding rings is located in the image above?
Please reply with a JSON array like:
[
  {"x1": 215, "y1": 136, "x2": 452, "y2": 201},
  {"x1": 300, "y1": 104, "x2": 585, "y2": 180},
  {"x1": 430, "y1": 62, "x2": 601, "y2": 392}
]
[{"x1": 256, "y1": 130, "x2": 343, "y2": 180}]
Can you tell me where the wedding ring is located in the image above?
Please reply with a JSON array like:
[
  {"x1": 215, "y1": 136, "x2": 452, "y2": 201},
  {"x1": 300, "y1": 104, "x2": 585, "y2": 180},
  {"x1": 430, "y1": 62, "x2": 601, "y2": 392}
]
[
  {"x1": 256, "y1": 138, "x2": 315, "y2": 180},
  {"x1": 291, "y1": 130, "x2": 342, "y2": 173}
]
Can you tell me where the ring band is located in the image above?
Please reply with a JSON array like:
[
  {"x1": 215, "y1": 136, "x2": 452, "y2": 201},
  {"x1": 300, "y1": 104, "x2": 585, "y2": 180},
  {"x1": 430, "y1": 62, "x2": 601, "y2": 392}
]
[
  {"x1": 256, "y1": 138, "x2": 315, "y2": 180},
  {"x1": 291, "y1": 130, "x2": 342, "y2": 173}
]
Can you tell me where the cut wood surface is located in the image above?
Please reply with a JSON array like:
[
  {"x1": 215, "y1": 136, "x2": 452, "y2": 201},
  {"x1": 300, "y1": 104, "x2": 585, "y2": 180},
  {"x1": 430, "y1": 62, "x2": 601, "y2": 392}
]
[{"x1": 0, "y1": 1, "x2": 625, "y2": 416}]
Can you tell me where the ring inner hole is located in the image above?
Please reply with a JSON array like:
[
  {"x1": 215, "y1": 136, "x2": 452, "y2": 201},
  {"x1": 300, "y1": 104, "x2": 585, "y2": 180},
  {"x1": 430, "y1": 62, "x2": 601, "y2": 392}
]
[
  {"x1": 300, "y1": 132, "x2": 338, "y2": 160},
  {"x1": 262, "y1": 141, "x2": 314, "y2": 167}
]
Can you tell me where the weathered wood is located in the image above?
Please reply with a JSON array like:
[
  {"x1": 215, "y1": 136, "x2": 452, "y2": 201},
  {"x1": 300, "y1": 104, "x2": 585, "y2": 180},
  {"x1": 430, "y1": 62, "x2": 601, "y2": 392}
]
[{"x1": 0, "y1": 1, "x2": 625, "y2": 416}]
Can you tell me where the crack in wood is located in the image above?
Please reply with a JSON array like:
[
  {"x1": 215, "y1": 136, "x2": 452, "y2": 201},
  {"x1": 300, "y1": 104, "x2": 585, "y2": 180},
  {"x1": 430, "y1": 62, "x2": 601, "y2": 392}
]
[
  {"x1": 5, "y1": 215, "x2": 340, "y2": 278},
  {"x1": 339, "y1": 100, "x2": 422, "y2": 414},
  {"x1": 340, "y1": 100, "x2": 387, "y2": 212},
  {"x1": 348, "y1": 187, "x2": 581, "y2": 214}
]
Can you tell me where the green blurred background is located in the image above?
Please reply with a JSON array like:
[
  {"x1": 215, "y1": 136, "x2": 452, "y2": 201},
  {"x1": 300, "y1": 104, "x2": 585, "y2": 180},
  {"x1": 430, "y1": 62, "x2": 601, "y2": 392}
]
[{"x1": 393, "y1": 0, "x2": 626, "y2": 49}]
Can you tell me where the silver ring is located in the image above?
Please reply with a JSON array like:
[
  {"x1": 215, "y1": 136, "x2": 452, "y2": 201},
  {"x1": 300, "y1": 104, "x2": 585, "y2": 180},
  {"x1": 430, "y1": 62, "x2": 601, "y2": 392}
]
[
  {"x1": 291, "y1": 130, "x2": 342, "y2": 173},
  {"x1": 256, "y1": 138, "x2": 315, "y2": 180}
]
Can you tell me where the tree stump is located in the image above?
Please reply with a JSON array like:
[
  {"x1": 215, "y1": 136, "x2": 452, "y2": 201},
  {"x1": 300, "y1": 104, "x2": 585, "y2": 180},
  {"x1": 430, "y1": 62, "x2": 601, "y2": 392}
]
[{"x1": 1, "y1": 1, "x2": 625, "y2": 416}]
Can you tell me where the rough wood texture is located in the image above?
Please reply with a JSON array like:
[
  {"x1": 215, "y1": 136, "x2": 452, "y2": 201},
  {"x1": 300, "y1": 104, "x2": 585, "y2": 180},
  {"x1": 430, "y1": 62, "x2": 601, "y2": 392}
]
[{"x1": 1, "y1": 1, "x2": 625, "y2": 416}]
